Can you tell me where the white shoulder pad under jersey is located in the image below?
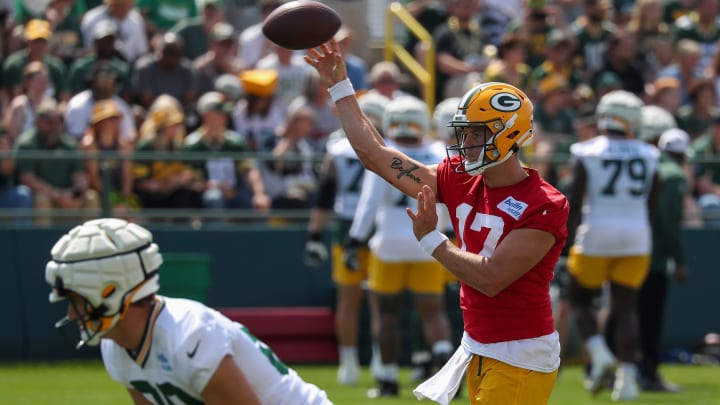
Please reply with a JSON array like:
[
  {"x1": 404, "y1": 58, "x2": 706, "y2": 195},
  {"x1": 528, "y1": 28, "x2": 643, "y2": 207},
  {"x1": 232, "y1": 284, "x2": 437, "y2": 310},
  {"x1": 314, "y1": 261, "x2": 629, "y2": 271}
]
[
  {"x1": 327, "y1": 137, "x2": 366, "y2": 220},
  {"x1": 569, "y1": 136, "x2": 660, "y2": 256},
  {"x1": 102, "y1": 297, "x2": 331, "y2": 405}
]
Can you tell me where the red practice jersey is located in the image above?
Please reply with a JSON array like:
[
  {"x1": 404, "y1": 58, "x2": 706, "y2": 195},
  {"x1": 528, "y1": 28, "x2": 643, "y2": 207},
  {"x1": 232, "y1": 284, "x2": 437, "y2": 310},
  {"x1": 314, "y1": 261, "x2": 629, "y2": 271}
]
[{"x1": 436, "y1": 158, "x2": 569, "y2": 344}]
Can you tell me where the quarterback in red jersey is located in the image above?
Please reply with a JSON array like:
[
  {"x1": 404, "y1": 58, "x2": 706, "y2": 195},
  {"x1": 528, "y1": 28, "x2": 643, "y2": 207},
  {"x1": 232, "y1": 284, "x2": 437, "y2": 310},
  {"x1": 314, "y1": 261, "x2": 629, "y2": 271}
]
[{"x1": 306, "y1": 41, "x2": 568, "y2": 405}]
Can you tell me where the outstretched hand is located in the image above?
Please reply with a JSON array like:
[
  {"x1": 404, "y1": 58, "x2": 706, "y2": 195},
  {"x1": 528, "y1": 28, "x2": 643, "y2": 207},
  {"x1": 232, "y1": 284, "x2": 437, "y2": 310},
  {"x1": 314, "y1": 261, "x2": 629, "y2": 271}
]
[
  {"x1": 304, "y1": 40, "x2": 348, "y2": 87},
  {"x1": 406, "y1": 185, "x2": 440, "y2": 240}
]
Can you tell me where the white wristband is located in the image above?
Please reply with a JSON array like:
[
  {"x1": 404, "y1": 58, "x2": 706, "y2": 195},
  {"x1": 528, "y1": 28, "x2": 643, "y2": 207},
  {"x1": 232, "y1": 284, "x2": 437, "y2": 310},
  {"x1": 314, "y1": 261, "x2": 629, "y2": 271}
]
[
  {"x1": 328, "y1": 78, "x2": 355, "y2": 103},
  {"x1": 419, "y1": 230, "x2": 449, "y2": 256}
]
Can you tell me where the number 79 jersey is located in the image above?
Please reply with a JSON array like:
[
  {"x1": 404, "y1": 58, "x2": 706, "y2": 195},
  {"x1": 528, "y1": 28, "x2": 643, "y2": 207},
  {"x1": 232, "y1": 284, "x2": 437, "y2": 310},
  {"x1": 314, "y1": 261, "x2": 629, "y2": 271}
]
[{"x1": 570, "y1": 135, "x2": 660, "y2": 256}]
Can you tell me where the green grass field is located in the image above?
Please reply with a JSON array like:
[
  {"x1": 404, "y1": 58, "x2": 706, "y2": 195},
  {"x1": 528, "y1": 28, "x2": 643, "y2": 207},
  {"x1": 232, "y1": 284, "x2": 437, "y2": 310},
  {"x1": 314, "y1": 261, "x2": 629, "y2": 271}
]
[{"x1": 0, "y1": 362, "x2": 718, "y2": 404}]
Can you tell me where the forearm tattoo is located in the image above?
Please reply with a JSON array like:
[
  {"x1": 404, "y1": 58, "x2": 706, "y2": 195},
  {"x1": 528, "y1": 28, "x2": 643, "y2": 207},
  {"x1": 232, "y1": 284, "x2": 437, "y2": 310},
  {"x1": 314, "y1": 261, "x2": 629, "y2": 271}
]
[{"x1": 390, "y1": 157, "x2": 421, "y2": 183}]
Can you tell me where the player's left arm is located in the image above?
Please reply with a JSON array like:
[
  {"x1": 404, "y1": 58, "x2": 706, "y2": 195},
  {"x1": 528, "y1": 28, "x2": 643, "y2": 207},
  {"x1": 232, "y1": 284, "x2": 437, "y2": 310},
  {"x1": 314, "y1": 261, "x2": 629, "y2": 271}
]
[{"x1": 201, "y1": 355, "x2": 262, "y2": 405}]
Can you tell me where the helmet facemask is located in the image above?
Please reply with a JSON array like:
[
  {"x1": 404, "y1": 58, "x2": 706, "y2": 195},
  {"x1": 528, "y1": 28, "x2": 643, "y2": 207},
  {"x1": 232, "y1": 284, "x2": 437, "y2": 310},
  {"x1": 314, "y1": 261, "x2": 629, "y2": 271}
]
[
  {"x1": 447, "y1": 118, "x2": 521, "y2": 175},
  {"x1": 446, "y1": 82, "x2": 534, "y2": 176}
]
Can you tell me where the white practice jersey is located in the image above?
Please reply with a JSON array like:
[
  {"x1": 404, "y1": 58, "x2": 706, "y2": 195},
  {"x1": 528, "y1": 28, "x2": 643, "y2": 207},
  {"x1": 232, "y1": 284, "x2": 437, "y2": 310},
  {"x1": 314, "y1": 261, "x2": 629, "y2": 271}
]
[
  {"x1": 327, "y1": 136, "x2": 366, "y2": 220},
  {"x1": 570, "y1": 135, "x2": 660, "y2": 256},
  {"x1": 349, "y1": 141, "x2": 448, "y2": 262},
  {"x1": 102, "y1": 297, "x2": 332, "y2": 405}
]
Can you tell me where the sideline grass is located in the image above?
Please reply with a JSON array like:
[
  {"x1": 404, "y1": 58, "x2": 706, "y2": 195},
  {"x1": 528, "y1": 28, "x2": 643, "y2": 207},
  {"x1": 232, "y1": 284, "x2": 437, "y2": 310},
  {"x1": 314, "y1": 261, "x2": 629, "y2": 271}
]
[{"x1": 0, "y1": 361, "x2": 718, "y2": 404}]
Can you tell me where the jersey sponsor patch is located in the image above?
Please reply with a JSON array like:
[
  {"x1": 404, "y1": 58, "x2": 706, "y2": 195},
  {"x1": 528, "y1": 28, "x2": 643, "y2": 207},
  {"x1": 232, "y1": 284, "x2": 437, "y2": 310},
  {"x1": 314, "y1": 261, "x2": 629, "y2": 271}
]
[{"x1": 497, "y1": 196, "x2": 528, "y2": 220}]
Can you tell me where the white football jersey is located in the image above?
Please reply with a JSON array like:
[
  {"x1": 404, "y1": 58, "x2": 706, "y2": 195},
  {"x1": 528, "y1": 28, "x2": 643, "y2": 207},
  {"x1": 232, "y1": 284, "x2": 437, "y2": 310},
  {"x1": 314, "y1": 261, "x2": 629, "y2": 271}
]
[
  {"x1": 349, "y1": 141, "x2": 447, "y2": 262},
  {"x1": 570, "y1": 135, "x2": 660, "y2": 256},
  {"x1": 102, "y1": 297, "x2": 332, "y2": 405},
  {"x1": 327, "y1": 136, "x2": 366, "y2": 220}
]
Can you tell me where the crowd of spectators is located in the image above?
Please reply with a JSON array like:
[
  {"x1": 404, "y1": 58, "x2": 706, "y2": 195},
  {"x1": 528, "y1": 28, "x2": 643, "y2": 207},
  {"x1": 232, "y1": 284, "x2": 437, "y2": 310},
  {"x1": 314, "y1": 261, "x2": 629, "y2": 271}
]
[{"x1": 0, "y1": 0, "x2": 718, "y2": 225}]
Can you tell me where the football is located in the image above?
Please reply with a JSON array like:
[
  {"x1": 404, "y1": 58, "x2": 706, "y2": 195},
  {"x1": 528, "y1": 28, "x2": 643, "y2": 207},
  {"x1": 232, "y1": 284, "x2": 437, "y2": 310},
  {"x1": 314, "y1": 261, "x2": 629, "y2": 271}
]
[{"x1": 262, "y1": 0, "x2": 342, "y2": 50}]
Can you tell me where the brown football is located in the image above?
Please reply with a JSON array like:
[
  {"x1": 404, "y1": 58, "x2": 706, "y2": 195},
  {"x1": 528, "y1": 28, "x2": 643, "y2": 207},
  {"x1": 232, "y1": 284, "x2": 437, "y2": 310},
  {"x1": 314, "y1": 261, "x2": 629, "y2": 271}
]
[{"x1": 262, "y1": 0, "x2": 342, "y2": 50}]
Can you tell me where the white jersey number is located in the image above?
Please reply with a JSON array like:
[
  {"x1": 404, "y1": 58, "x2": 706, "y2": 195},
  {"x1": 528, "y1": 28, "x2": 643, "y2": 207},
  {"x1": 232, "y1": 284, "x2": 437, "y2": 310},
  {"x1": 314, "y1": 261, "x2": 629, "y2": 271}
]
[{"x1": 456, "y1": 203, "x2": 504, "y2": 257}]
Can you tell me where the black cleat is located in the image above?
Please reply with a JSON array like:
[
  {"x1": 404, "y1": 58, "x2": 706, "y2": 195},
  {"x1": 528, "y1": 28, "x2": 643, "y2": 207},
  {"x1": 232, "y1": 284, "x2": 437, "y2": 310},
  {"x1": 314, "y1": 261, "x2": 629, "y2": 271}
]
[{"x1": 367, "y1": 379, "x2": 399, "y2": 398}]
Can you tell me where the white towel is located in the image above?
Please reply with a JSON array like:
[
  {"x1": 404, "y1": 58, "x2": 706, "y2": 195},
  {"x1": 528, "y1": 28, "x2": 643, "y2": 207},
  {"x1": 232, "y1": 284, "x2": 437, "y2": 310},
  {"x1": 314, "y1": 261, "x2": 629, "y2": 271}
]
[{"x1": 413, "y1": 345, "x2": 473, "y2": 405}]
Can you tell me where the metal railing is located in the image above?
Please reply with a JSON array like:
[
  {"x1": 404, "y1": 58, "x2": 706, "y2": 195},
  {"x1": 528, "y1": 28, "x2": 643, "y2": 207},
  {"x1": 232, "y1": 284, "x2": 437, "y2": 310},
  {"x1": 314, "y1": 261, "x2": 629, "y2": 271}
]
[{"x1": 384, "y1": 1, "x2": 436, "y2": 109}]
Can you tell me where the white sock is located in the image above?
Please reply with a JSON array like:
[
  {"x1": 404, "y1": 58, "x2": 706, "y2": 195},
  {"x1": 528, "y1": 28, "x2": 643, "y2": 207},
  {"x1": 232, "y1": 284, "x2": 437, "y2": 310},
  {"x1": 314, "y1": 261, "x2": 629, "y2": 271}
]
[
  {"x1": 377, "y1": 363, "x2": 399, "y2": 382},
  {"x1": 339, "y1": 346, "x2": 358, "y2": 366},
  {"x1": 585, "y1": 334, "x2": 613, "y2": 362}
]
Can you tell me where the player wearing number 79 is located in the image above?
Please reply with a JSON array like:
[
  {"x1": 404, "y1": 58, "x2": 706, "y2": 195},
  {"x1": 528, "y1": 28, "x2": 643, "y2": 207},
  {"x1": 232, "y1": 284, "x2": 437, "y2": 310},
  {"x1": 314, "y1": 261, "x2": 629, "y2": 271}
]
[
  {"x1": 565, "y1": 90, "x2": 660, "y2": 401},
  {"x1": 305, "y1": 41, "x2": 569, "y2": 405},
  {"x1": 45, "y1": 218, "x2": 333, "y2": 405}
]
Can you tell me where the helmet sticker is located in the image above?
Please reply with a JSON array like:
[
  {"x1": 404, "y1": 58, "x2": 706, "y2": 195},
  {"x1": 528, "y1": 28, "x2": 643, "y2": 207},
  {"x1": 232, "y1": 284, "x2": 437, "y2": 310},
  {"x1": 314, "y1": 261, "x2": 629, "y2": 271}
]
[{"x1": 489, "y1": 92, "x2": 521, "y2": 112}]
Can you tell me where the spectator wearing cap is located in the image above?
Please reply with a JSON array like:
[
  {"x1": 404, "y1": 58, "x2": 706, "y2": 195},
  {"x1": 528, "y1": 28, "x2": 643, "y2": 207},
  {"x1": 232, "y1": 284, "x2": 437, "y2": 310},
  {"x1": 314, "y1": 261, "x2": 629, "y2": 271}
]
[
  {"x1": 170, "y1": 0, "x2": 223, "y2": 61},
  {"x1": 80, "y1": 99, "x2": 138, "y2": 213},
  {"x1": 671, "y1": 0, "x2": 720, "y2": 72},
  {"x1": 192, "y1": 22, "x2": 245, "y2": 96},
  {"x1": 132, "y1": 32, "x2": 195, "y2": 109},
  {"x1": 67, "y1": 19, "x2": 131, "y2": 96},
  {"x1": 258, "y1": 103, "x2": 318, "y2": 210},
  {"x1": 232, "y1": 69, "x2": 286, "y2": 152},
  {"x1": 64, "y1": 61, "x2": 136, "y2": 141},
  {"x1": 637, "y1": 128, "x2": 691, "y2": 392},
  {"x1": 256, "y1": 43, "x2": 314, "y2": 112},
  {"x1": 529, "y1": 28, "x2": 583, "y2": 102},
  {"x1": 214, "y1": 73, "x2": 244, "y2": 104},
  {"x1": 81, "y1": 0, "x2": 148, "y2": 62},
  {"x1": 287, "y1": 70, "x2": 341, "y2": 153},
  {"x1": 366, "y1": 61, "x2": 408, "y2": 100},
  {"x1": 569, "y1": 0, "x2": 615, "y2": 80},
  {"x1": 594, "y1": 70, "x2": 623, "y2": 99},
  {"x1": 134, "y1": 95, "x2": 204, "y2": 214},
  {"x1": 645, "y1": 77, "x2": 682, "y2": 114},
  {"x1": 3, "y1": 61, "x2": 56, "y2": 141},
  {"x1": 238, "y1": 0, "x2": 282, "y2": 69},
  {"x1": 14, "y1": 98, "x2": 99, "y2": 225},
  {"x1": 691, "y1": 116, "x2": 720, "y2": 225},
  {"x1": 183, "y1": 91, "x2": 271, "y2": 214},
  {"x1": 1, "y1": 19, "x2": 69, "y2": 103},
  {"x1": 12, "y1": 0, "x2": 88, "y2": 65},
  {"x1": 135, "y1": 0, "x2": 198, "y2": 37}
]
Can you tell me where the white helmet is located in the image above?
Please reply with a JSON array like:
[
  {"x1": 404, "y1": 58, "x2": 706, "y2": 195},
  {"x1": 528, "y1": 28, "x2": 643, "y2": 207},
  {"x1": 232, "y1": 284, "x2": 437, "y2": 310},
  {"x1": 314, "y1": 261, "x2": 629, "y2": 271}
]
[
  {"x1": 434, "y1": 97, "x2": 461, "y2": 142},
  {"x1": 358, "y1": 92, "x2": 391, "y2": 125},
  {"x1": 382, "y1": 96, "x2": 430, "y2": 140},
  {"x1": 639, "y1": 105, "x2": 677, "y2": 142},
  {"x1": 596, "y1": 90, "x2": 644, "y2": 137},
  {"x1": 45, "y1": 218, "x2": 163, "y2": 348}
]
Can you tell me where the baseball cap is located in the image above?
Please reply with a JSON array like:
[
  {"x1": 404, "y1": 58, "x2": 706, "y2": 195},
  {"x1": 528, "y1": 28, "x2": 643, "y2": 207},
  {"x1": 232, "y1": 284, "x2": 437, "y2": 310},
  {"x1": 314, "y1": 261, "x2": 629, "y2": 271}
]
[
  {"x1": 91, "y1": 99, "x2": 123, "y2": 124},
  {"x1": 197, "y1": 91, "x2": 231, "y2": 114},
  {"x1": 214, "y1": 74, "x2": 244, "y2": 101},
  {"x1": 546, "y1": 29, "x2": 572, "y2": 47},
  {"x1": 25, "y1": 19, "x2": 52, "y2": 41},
  {"x1": 658, "y1": 128, "x2": 690, "y2": 154},
  {"x1": 210, "y1": 22, "x2": 235, "y2": 42},
  {"x1": 36, "y1": 98, "x2": 59, "y2": 117},
  {"x1": 240, "y1": 69, "x2": 278, "y2": 98},
  {"x1": 93, "y1": 19, "x2": 118, "y2": 40}
]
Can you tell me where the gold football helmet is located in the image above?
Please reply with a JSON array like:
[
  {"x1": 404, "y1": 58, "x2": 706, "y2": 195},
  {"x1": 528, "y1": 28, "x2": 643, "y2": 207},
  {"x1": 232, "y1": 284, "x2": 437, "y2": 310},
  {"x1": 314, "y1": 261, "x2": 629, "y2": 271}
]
[{"x1": 447, "y1": 82, "x2": 534, "y2": 175}]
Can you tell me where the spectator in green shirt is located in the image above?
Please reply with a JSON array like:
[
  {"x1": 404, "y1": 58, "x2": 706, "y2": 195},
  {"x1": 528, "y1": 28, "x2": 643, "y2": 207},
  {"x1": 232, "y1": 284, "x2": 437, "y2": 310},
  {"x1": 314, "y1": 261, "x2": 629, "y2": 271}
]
[
  {"x1": 170, "y1": 0, "x2": 223, "y2": 61},
  {"x1": 136, "y1": 0, "x2": 198, "y2": 37},
  {"x1": 183, "y1": 91, "x2": 270, "y2": 216},
  {"x1": 14, "y1": 98, "x2": 99, "y2": 225},
  {"x1": 637, "y1": 128, "x2": 690, "y2": 392},
  {"x1": 1, "y1": 19, "x2": 69, "y2": 103}
]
